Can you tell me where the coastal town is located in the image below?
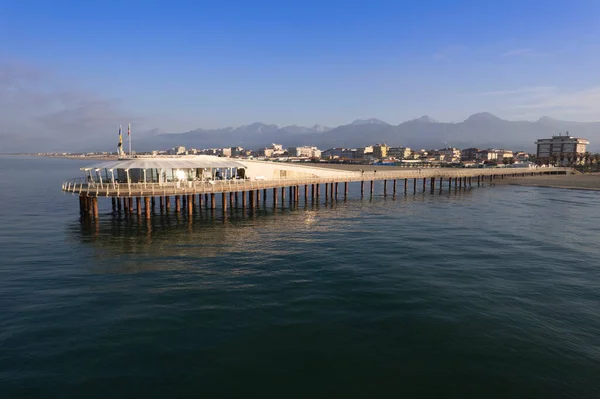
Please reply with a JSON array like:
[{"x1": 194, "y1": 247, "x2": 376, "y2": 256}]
[{"x1": 31, "y1": 132, "x2": 594, "y2": 170}]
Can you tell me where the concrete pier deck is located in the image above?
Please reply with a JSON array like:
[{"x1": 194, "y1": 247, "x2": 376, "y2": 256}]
[
  {"x1": 63, "y1": 167, "x2": 571, "y2": 198},
  {"x1": 62, "y1": 161, "x2": 572, "y2": 220}
]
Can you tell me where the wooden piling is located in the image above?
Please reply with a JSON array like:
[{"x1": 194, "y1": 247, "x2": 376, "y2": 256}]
[
  {"x1": 249, "y1": 190, "x2": 255, "y2": 208},
  {"x1": 243, "y1": 191, "x2": 247, "y2": 207},
  {"x1": 175, "y1": 195, "x2": 180, "y2": 212},
  {"x1": 256, "y1": 189, "x2": 260, "y2": 206},
  {"x1": 393, "y1": 180, "x2": 397, "y2": 194},
  {"x1": 145, "y1": 197, "x2": 151, "y2": 219},
  {"x1": 211, "y1": 193, "x2": 216, "y2": 209},
  {"x1": 92, "y1": 197, "x2": 98, "y2": 219},
  {"x1": 404, "y1": 179, "x2": 408, "y2": 193},
  {"x1": 413, "y1": 178, "x2": 417, "y2": 194},
  {"x1": 344, "y1": 182, "x2": 348, "y2": 197},
  {"x1": 360, "y1": 181, "x2": 364, "y2": 196},
  {"x1": 383, "y1": 180, "x2": 387, "y2": 195},
  {"x1": 305, "y1": 184, "x2": 308, "y2": 202},
  {"x1": 334, "y1": 182, "x2": 338, "y2": 198},
  {"x1": 422, "y1": 178, "x2": 426, "y2": 192},
  {"x1": 273, "y1": 188, "x2": 278, "y2": 205},
  {"x1": 117, "y1": 197, "x2": 122, "y2": 212},
  {"x1": 87, "y1": 196, "x2": 93, "y2": 216},
  {"x1": 222, "y1": 193, "x2": 227, "y2": 211},
  {"x1": 166, "y1": 196, "x2": 171, "y2": 211},
  {"x1": 129, "y1": 197, "x2": 134, "y2": 214},
  {"x1": 188, "y1": 195, "x2": 193, "y2": 215},
  {"x1": 370, "y1": 180, "x2": 374, "y2": 195},
  {"x1": 136, "y1": 197, "x2": 142, "y2": 215},
  {"x1": 111, "y1": 197, "x2": 117, "y2": 212}
]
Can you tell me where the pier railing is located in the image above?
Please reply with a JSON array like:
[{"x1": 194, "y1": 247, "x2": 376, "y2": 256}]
[{"x1": 62, "y1": 167, "x2": 571, "y2": 197}]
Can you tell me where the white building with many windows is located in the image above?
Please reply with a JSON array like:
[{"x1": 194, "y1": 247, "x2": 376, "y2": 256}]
[
  {"x1": 535, "y1": 133, "x2": 589, "y2": 158},
  {"x1": 288, "y1": 146, "x2": 322, "y2": 158}
]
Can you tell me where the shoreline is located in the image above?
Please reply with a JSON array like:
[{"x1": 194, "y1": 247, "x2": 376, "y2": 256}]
[
  {"x1": 493, "y1": 174, "x2": 600, "y2": 191},
  {"x1": 1, "y1": 154, "x2": 119, "y2": 161}
]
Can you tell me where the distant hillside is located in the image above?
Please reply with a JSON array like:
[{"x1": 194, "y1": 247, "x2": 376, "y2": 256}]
[
  {"x1": 133, "y1": 113, "x2": 600, "y2": 152},
  {"x1": 7, "y1": 114, "x2": 599, "y2": 153}
]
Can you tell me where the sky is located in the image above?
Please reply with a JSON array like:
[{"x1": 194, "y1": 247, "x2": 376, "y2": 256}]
[{"x1": 1, "y1": 0, "x2": 600, "y2": 145}]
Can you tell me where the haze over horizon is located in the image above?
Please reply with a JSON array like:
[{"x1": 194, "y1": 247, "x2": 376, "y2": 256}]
[{"x1": 1, "y1": 0, "x2": 599, "y2": 151}]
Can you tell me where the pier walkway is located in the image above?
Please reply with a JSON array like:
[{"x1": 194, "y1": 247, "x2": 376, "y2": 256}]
[{"x1": 60, "y1": 156, "x2": 571, "y2": 219}]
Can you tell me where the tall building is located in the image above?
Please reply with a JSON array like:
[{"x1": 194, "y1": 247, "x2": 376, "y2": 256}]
[
  {"x1": 476, "y1": 149, "x2": 499, "y2": 161},
  {"x1": 221, "y1": 148, "x2": 232, "y2": 157},
  {"x1": 388, "y1": 146, "x2": 412, "y2": 159},
  {"x1": 535, "y1": 133, "x2": 589, "y2": 158},
  {"x1": 168, "y1": 146, "x2": 187, "y2": 155},
  {"x1": 372, "y1": 144, "x2": 390, "y2": 159},
  {"x1": 461, "y1": 148, "x2": 480, "y2": 161},
  {"x1": 355, "y1": 146, "x2": 374, "y2": 159},
  {"x1": 263, "y1": 143, "x2": 285, "y2": 157},
  {"x1": 288, "y1": 146, "x2": 321, "y2": 158},
  {"x1": 438, "y1": 147, "x2": 461, "y2": 162},
  {"x1": 321, "y1": 148, "x2": 356, "y2": 159}
]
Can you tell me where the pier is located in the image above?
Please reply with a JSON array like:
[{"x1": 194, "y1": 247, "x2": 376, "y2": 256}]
[{"x1": 61, "y1": 156, "x2": 572, "y2": 219}]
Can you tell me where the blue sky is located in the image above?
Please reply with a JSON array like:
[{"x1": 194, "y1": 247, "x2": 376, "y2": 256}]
[{"x1": 1, "y1": 0, "x2": 599, "y2": 137}]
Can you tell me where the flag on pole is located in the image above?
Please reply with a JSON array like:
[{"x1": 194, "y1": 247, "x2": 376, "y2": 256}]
[
  {"x1": 118, "y1": 125, "x2": 123, "y2": 147},
  {"x1": 128, "y1": 122, "x2": 132, "y2": 157}
]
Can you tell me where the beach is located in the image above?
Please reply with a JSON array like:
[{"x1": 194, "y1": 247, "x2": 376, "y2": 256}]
[{"x1": 494, "y1": 172, "x2": 600, "y2": 191}]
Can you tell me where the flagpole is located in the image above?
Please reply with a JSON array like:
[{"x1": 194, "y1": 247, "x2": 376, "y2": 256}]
[
  {"x1": 118, "y1": 125, "x2": 123, "y2": 158},
  {"x1": 128, "y1": 123, "x2": 132, "y2": 158}
]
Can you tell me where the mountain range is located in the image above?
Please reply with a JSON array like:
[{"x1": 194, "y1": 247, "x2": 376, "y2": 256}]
[
  {"x1": 7, "y1": 113, "x2": 600, "y2": 153},
  {"x1": 133, "y1": 113, "x2": 600, "y2": 153}
]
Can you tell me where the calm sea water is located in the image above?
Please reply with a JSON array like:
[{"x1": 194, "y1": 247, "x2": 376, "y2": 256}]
[{"x1": 1, "y1": 156, "x2": 600, "y2": 398}]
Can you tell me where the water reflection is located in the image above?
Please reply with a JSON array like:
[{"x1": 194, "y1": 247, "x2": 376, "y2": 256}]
[{"x1": 70, "y1": 189, "x2": 476, "y2": 273}]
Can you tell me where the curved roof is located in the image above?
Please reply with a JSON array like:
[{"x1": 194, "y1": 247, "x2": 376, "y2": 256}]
[{"x1": 82, "y1": 155, "x2": 247, "y2": 170}]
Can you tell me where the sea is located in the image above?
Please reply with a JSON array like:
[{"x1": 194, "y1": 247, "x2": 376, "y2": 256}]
[{"x1": 1, "y1": 155, "x2": 599, "y2": 398}]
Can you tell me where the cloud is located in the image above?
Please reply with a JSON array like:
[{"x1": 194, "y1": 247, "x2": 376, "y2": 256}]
[
  {"x1": 473, "y1": 85, "x2": 600, "y2": 121},
  {"x1": 477, "y1": 86, "x2": 556, "y2": 97},
  {"x1": 501, "y1": 48, "x2": 551, "y2": 57},
  {"x1": 0, "y1": 60, "x2": 141, "y2": 151},
  {"x1": 511, "y1": 86, "x2": 600, "y2": 113}
]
